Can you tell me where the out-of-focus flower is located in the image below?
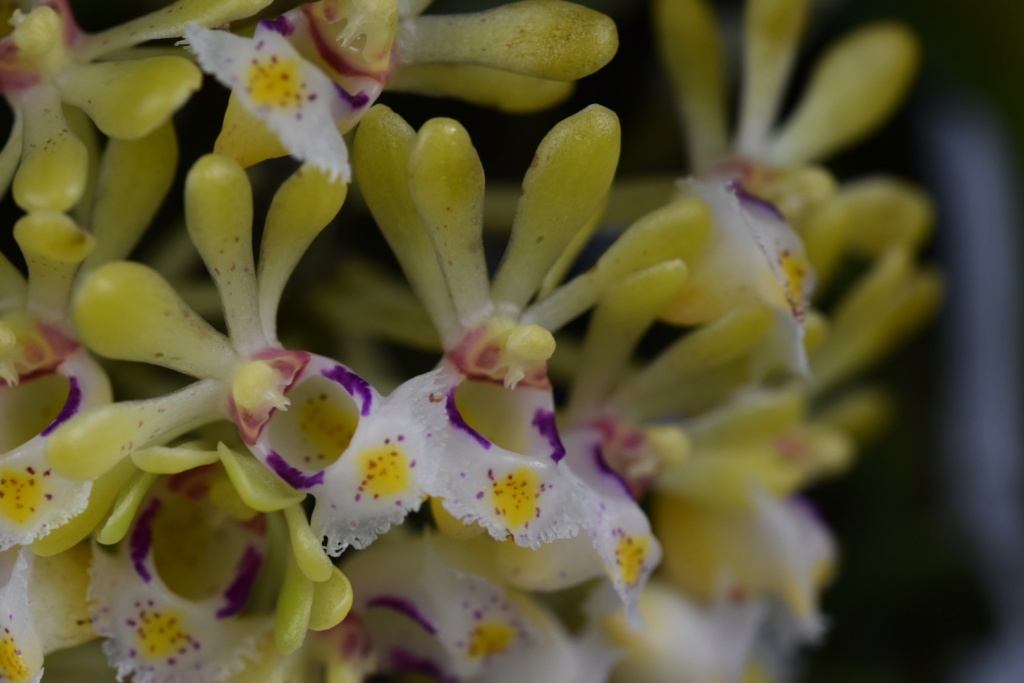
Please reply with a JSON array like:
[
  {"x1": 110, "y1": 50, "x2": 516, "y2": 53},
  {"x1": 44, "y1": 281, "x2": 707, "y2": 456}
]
[
  {"x1": 341, "y1": 532, "x2": 617, "y2": 682},
  {"x1": 185, "y1": 0, "x2": 618, "y2": 180},
  {"x1": 650, "y1": 0, "x2": 922, "y2": 374},
  {"x1": 601, "y1": 580, "x2": 767, "y2": 683}
]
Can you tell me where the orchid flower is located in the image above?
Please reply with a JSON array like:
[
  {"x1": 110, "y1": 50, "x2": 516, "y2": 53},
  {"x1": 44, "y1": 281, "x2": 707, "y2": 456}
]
[
  {"x1": 88, "y1": 466, "x2": 273, "y2": 683},
  {"x1": 651, "y1": 0, "x2": 921, "y2": 376},
  {"x1": 184, "y1": 0, "x2": 618, "y2": 181},
  {"x1": 349, "y1": 103, "x2": 725, "y2": 616},
  {"x1": 341, "y1": 532, "x2": 617, "y2": 682}
]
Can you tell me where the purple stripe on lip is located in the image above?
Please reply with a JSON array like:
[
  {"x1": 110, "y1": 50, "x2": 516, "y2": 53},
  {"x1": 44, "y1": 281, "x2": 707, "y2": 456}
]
[
  {"x1": 130, "y1": 498, "x2": 162, "y2": 582},
  {"x1": 266, "y1": 451, "x2": 325, "y2": 489},
  {"x1": 216, "y1": 546, "x2": 264, "y2": 619},
  {"x1": 322, "y1": 365, "x2": 373, "y2": 416},
  {"x1": 729, "y1": 180, "x2": 785, "y2": 221},
  {"x1": 389, "y1": 649, "x2": 447, "y2": 680},
  {"x1": 259, "y1": 15, "x2": 294, "y2": 36},
  {"x1": 445, "y1": 388, "x2": 490, "y2": 449},
  {"x1": 593, "y1": 445, "x2": 633, "y2": 498},
  {"x1": 333, "y1": 83, "x2": 371, "y2": 109},
  {"x1": 367, "y1": 595, "x2": 437, "y2": 635},
  {"x1": 40, "y1": 375, "x2": 82, "y2": 436},
  {"x1": 532, "y1": 408, "x2": 565, "y2": 462}
]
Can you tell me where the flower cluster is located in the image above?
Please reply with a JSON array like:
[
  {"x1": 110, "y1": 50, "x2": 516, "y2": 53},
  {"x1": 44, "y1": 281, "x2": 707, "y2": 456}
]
[{"x1": 0, "y1": 0, "x2": 938, "y2": 682}]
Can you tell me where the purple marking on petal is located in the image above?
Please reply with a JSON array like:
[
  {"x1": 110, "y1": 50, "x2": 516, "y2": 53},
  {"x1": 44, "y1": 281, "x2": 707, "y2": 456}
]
[
  {"x1": 40, "y1": 376, "x2": 82, "y2": 436},
  {"x1": 445, "y1": 389, "x2": 490, "y2": 449},
  {"x1": 790, "y1": 494, "x2": 827, "y2": 527},
  {"x1": 333, "y1": 82, "x2": 371, "y2": 109},
  {"x1": 367, "y1": 596, "x2": 437, "y2": 635},
  {"x1": 531, "y1": 408, "x2": 565, "y2": 462},
  {"x1": 322, "y1": 365, "x2": 373, "y2": 416},
  {"x1": 729, "y1": 180, "x2": 785, "y2": 221},
  {"x1": 130, "y1": 499, "x2": 161, "y2": 583},
  {"x1": 267, "y1": 451, "x2": 325, "y2": 489},
  {"x1": 389, "y1": 649, "x2": 447, "y2": 680},
  {"x1": 216, "y1": 546, "x2": 264, "y2": 619},
  {"x1": 593, "y1": 445, "x2": 633, "y2": 498},
  {"x1": 260, "y1": 15, "x2": 294, "y2": 36}
]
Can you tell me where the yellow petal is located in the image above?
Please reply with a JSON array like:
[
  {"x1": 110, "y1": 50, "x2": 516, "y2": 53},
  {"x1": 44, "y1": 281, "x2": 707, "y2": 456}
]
[
  {"x1": 353, "y1": 105, "x2": 457, "y2": 338},
  {"x1": 275, "y1": 546, "x2": 313, "y2": 655},
  {"x1": 258, "y1": 166, "x2": 348, "y2": 342},
  {"x1": 80, "y1": 0, "x2": 276, "y2": 58},
  {"x1": 0, "y1": 111, "x2": 23, "y2": 201},
  {"x1": 526, "y1": 198, "x2": 711, "y2": 331},
  {"x1": 186, "y1": 154, "x2": 264, "y2": 350},
  {"x1": 74, "y1": 261, "x2": 237, "y2": 378},
  {"x1": 491, "y1": 105, "x2": 621, "y2": 311},
  {"x1": 214, "y1": 91, "x2": 289, "y2": 169},
  {"x1": 32, "y1": 459, "x2": 136, "y2": 557},
  {"x1": 30, "y1": 545, "x2": 96, "y2": 653},
  {"x1": 399, "y1": 0, "x2": 618, "y2": 81},
  {"x1": 283, "y1": 503, "x2": 333, "y2": 583},
  {"x1": 13, "y1": 86, "x2": 88, "y2": 213},
  {"x1": 96, "y1": 469, "x2": 158, "y2": 545},
  {"x1": 387, "y1": 63, "x2": 574, "y2": 113},
  {"x1": 83, "y1": 121, "x2": 178, "y2": 270},
  {"x1": 46, "y1": 380, "x2": 225, "y2": 481},
  {"x1": 735, "y1": 0, "x2": 812, "y2": 156},
  {"x1": 768, "y1": 23, "x2": 921, "y2": 165},
  {"x1": 653, "y1": 0, "x2": 728, "y2": 169},
  {"x1": 218, "y1": 443, "x2": 305, "y2": 513},
  {"x1": 0, "y1": 250, "x2": 26, "y2": 309},
  {"x1": 409, "y1": 117, "x2": 490, "y2": 326},
  {"x1": 816, "y1": 386, "x2": 893, "y2": 445},
  {"x1": 58, "y1": 57, "x2": 201, "y2": 140},
  {"x1": 569, "y1": 260, "x2": 688, "y2": 416},
  {"x1": 14, "y1": 211, "x2": 94, "y2": 318},
  {"x1": 308, "y1": 567, "x2": 353, "y2": 631},
  {"x1": 616, "y1": 304, "x2": 775, "y2": 413},
  {"x1": 430, "y1": 496, "x2": 486, "y2": 539},
  {"x1": 131, "y1": 444, "x2": 220, "y2": 474},
  {"x1": 837, "y1": 177, "x2": 934, "y2": 257}
]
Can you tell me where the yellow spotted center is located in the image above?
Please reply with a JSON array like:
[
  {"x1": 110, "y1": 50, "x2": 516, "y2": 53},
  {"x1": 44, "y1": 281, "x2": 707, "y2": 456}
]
[
  {"x1": 0, "y1": 631, "x2": 30, "y2": 683},
  {"x1": 0, "y1": 468, "x2": 45, "y2": 525},
  {"x1": 779, "y1": 250, "x2": 809, "y2": 318},
  {"x1": 466, "y1": 621, "x2": 517, "y2": 660},
  {"x1": 246, "y1": 56, "x2": 304, "y2": 109},
  {"x1": 136, "y1": 610, "x2": 189, "y2": 659},
  {"x1": 615, "y1": 534, "x2": 651, "y2": 587},
  {"x1": 300, "y1": 393, "x2": 357, "y2": 467},
  {"x1": 357, "y1": 445, "x2": 410, "y2": 498},
  {"x1": 490, "y1": 467, "x2": 541, "y2": 530}
]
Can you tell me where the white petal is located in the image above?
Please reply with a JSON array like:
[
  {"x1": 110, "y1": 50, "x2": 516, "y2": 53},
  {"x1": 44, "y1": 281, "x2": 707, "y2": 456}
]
[
  {"x1": 252, "y1": 355, "x2": 437, "y2": 554},
  {"x1": 184, "y1": 23, "x2": 353, "y2": 181},
  {"x1": 424, "y1": 365, "x2": 582, "y2": 549},
  {"x1": 0, "y1": 347, "x2": 111, "y2": 548},
  {"x1": 0, "y1": 549, "x2": 44, "y2": 683}
]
